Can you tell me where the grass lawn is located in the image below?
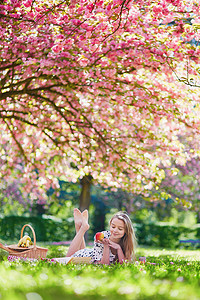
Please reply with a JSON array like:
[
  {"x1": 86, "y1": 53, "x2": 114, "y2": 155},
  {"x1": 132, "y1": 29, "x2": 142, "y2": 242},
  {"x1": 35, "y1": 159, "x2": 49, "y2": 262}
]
[{"x1": 0, "y1": 245, "x2": 199, "y2": 300}]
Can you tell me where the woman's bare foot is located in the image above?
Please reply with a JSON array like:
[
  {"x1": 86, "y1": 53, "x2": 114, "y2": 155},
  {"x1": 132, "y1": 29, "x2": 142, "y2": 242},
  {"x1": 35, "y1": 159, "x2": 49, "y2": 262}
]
[
  {"x1": 82, "y1": 209, "x2": 88, "y2": 223},
  {"x1": 81, "y1": 215, "x2": 90, "y2": 232},
  {"x1": 73, "y1": 208, "x2": 82, "y2": 232}
]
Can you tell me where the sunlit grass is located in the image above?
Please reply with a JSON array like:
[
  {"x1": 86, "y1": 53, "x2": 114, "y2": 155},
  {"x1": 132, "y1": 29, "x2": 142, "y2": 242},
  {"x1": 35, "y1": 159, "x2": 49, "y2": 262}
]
[
  {"x1": 0, "y1": 245, "x2": 200, "y2": 300},
  {"x1": 137, "y1": 246, "x2": 200, "y2": 261}
]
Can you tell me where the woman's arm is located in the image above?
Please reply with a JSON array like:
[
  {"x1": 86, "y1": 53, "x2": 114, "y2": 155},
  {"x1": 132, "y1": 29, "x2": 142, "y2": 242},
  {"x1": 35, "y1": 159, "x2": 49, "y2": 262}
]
[
  {"x1": 97, "y1": 239, "x2": 110, "y2": 265},
  {"x1": 99, "y1": 245, "x2": 110, "y2": 265},
  {"x1": 116, "y1": 246, "x2": 126, "y2": 263},
  {"x1": 108, "y1": 240, "x2": 126, "y2": 264}
]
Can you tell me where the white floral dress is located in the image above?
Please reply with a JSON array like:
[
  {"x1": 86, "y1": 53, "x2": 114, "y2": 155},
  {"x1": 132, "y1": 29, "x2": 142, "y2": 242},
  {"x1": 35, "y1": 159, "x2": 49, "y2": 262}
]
[{"x1": 71, "y1": 230, "x2": 116, "y2": 264}]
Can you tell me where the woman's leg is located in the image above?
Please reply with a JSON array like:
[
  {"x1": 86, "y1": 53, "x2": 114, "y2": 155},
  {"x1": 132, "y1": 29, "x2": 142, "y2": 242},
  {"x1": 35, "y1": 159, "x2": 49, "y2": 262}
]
[
  {"x1": 81, "y1": 209, "x2": 88, "y2": 247},
  {"x1": 73, "y1": 208, "x2": 88, "y2": 249},
  {"x1": 66, "y1": 209, "x2": 89, "y2": 257}
]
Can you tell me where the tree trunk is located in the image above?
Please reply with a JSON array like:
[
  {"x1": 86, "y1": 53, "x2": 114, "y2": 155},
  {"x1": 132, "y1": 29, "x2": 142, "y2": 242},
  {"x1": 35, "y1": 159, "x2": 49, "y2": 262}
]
[{"x1": 79, "y1": 175, "x2": 93, "y2": 211}]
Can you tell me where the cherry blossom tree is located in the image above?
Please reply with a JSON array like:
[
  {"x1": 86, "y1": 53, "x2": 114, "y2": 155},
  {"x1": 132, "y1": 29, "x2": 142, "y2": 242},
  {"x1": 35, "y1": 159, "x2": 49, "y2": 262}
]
[
  {"x1": 159, "y1": 158, "x2": 200, "y2": 222},
  {"x1": 1, "y1": 0, "x2": 200, "y2": 210}
]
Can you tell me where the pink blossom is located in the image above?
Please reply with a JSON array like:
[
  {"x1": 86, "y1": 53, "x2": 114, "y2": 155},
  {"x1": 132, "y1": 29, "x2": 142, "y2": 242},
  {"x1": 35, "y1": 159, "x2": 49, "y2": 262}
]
[
  {"x1": 52, "y1": 44, "x2": 63, "y2": 53},
  {"x1": 152, "y1": 6, "x2": 162, "y2": 14},
  {"x1": 23, "y1": 0, "x2": 32, "y2": 7}
]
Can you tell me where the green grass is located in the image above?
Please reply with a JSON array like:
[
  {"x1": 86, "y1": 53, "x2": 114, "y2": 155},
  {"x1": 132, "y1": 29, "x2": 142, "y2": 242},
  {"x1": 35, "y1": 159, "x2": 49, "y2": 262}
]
[{"x1": 0, "y1": 245, "x2": 200, "y2": 300}]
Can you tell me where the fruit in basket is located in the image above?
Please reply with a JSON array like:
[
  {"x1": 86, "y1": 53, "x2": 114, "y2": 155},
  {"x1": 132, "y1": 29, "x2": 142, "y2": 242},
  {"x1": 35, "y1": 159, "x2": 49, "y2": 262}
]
[
  {"x1": 95, "y1": 232, "x2": 104, "y2": 242},
  {"x1": 18, "y1": 235, "x2": 33, "y2": 247}
]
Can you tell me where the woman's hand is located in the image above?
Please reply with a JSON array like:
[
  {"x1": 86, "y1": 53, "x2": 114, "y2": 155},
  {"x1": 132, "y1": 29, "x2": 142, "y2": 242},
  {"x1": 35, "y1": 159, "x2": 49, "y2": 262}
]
[
  {"x1": 98, "y1": 239, "x2": 120, "y2": 250},
  {"x1": 108, "y1": 240, "x2": 121, "y2": 250},
  {"x1": 100, "y1": 238, "x2": 110, "y2": 247}
]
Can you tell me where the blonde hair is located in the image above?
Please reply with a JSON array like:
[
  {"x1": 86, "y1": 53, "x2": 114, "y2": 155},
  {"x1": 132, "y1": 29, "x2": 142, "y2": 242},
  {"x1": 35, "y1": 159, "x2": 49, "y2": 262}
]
[{"x1": 110, "y1": 211, "x2": 137, "y2": 262}]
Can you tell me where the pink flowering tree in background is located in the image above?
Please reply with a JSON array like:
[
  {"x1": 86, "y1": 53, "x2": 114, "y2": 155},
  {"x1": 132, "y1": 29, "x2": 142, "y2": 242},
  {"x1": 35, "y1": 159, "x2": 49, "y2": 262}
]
[
  {"x1": 1, "y1": 0, "x2": 200, "y2": 211},
  {"x1": 158, "y1": 158, "x2": 200, "y2": 222}
]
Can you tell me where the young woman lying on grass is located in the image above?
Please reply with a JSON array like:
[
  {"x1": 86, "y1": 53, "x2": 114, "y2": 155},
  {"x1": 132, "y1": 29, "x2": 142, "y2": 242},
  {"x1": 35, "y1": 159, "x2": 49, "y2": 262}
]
[{"x1": 62, "y1": 209, "x2": 137, "y2": 265}]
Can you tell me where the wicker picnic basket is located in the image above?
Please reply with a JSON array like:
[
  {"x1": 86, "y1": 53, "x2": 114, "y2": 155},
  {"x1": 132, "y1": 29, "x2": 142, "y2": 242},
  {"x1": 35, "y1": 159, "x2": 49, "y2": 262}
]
[{"x1": 0, "y1": 224, "x2": 48, "y2": 259}]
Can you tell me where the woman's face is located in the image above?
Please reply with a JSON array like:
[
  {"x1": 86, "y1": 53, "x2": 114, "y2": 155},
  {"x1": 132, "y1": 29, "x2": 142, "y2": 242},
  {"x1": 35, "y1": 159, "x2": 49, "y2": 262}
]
[{"x1": 110, "y1": 217, "x2": 125, "y2": 242}]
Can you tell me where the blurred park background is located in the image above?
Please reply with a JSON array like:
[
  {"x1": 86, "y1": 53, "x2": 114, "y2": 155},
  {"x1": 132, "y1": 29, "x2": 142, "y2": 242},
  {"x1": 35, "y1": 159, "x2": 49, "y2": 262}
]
[{"x1": 0, "y1": 176, "x2": 199, "y2": 249}]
